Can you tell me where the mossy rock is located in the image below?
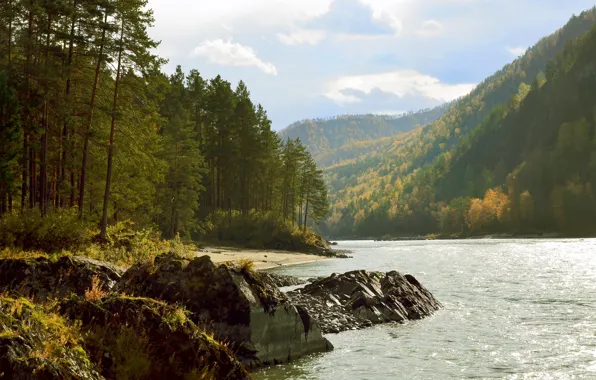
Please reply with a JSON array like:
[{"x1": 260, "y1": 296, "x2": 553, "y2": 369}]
[
  {"x1": 0, "y1": 256, "x2": 123, "y2": 301},
  {"x1": 59, "y1": 295, "x2": 250, "y2": 380},
  {"x1": 0, "y1": 296, "x2": 103, "y2": 380},
  {"x1": 117, "y1": 253, "x2": 333, "y2": 367}
]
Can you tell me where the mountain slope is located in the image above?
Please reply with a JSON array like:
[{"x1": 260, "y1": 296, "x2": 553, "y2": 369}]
[
  {"x1": 323, "y1": 8, "x2": 596, "y2": 238},
  {"x1": 279, "y1": 105, "x2": 449, "y2": 166},
  {"x1": 432, "y1": 24, "x2": 596, "y2": 235}
]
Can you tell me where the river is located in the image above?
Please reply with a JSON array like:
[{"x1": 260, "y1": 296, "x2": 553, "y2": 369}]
[{"x1": 254, "y1": 239, "x2": 596, "y2": 379}]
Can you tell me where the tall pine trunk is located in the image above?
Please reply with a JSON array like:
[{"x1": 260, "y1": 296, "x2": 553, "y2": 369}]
[
  {"x1": 79, "y1": 10, "x2": 108, "y2": 219},
  {"x1": 40, "y1": 13, "x2": 52, "y2": 216},
  {"x1": 303, "y1": 185, "x2": 310, "y2": 231},
  {"x1": 60, "y1": 0, "x2": 77, "y2": 208},
  {"x1": 100, "y1": 17, "x2": 124, "y2": 238},
  {"x1": 22, "y1": 2, "x2": 34, "y2": 210}
]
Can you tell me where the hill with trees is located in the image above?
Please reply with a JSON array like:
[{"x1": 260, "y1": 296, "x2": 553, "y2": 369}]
[
  {"x1": 279, "y1": 105, "x2": 449, "y2": 167},
  {"x1": 319, "y1": 8, "x2": 596, "y2": 238}
]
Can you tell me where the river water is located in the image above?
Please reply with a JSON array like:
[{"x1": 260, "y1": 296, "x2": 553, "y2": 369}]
[{"x1": 254, "y1": 239, "x2": 596, "y2": 380}]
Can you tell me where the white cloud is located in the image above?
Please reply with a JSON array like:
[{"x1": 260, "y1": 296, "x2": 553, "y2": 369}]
[
  {"x1": 372, "y1": 9, "x2": 403, "y2": 35},
  {"x1": 417, "y1": 20, "x2": 443, "y2": 37},
  {"x1": 192, "y1": 39, "x2": 278, "y2": 75},
  {"x1": 507, "y1": 46, "x2": 526, "y2": 56},
  {"x1": 277, "y1": 30, "x2": 327, "y2": 46},
  {"x1": 325, "y1": 70, "x2": 476, "y2": 104},
  {"x1": 150, "y1": 0, "x2": 332, "y2": 33}
]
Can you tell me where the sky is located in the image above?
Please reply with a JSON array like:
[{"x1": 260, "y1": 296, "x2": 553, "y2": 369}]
[{"x1": 147, "y1": 0, "x2": 596, "y2": 130}]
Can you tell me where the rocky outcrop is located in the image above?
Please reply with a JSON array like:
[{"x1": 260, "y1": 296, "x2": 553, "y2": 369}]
[
  {"x1": 287, "y1": 270, "x2": 442, "y2": 334},
  {"x1": 0, "y1": 296, "x2": 104, "y2": 380},
  {"x1": 0, "y1": 255, "x2": 123, "y2": 300},
  {"x1": 59, "y1": 295, "x2": 250, "y2": 380},
  {"x1": 116, "y1": 253, "x2": 333, "y2": 367}
]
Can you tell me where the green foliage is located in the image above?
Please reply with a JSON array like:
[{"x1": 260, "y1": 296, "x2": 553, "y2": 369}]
[
  {"x1": 201, "y1": 211, "x2": 328, "y2": 252},
  {"x1": 0, "y1": 209, "x2": 91, "y2": 252},
  {"x1": 0, "y1": 0, "x2": 330, "y2": 249},
  {"x1": 0, "y1": 214, "x2": 196, "y2": 267},
  {"x1": 82, "y1": 221, "x2": 195, "y2": 267},
  {"x1": 0, "y1": 296, "x2": 93, "y2": 371}
]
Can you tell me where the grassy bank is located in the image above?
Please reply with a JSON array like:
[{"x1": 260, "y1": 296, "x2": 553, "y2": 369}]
[{"x1": 0, "y1": 209, "x2": 332, "y2": 269}]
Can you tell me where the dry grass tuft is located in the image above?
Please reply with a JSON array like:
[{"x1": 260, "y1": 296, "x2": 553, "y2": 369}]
[{"x1": 84, "y1": 275, "x2": 108, "y2": 302}]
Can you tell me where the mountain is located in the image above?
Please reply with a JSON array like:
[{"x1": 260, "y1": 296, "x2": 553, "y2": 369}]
[
  {"x1": 433, "y1": 23, "x2": 596, "y2": 236},
  {"x1": 320, "y1": 8, "x2": 596, "y2": 238},
  {"x1": 278, "y1": 105, "x2": 450, "y2": 167}
]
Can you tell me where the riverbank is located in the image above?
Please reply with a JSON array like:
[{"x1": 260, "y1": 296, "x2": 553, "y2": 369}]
[
  {"x1": 337, "y1": 231, "x2": 565, "y2": 242},
  {"x1": 199, "y1": 246, "x2": 333, "y2": 270}
]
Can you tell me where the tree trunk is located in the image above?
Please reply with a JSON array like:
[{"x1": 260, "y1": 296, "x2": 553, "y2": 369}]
[
  {"x1": 29, "y1": 148, "x2": 35, "y2": 209},
  {"x1": 79, "y1": 10, "x2": 108, "y2": 219},
  {"x1": 7, "y1": 0, "x2": 13, "y2": 74},
  {"x1": 21, "y1": 136, "x2": 28, "y2": 210},
  {"x1": 100, "y1": 17, "x2": 125, "y2": 238},
  {"x1": 303, "y1": 187, "x2": 310, "y2": 230},
  {"x1": 40, "y1": 105, "x2": 48, "y2": 215},
  {"x1": 40, "y1": 13, "x2": 52, "y2": 216},
  {"x1": 0, "y1": 192, "x2": 6, "y2": 215},
  {"x1": 22, "y1": 3, "x2": 34, "y2": 210},
  {"x1": 60, "y1": 0, "x2": 77, "y2": 208}
]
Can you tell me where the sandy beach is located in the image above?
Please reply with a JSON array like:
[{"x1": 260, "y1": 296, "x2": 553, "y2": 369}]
[{"x1": 198, "y1": 246, "x2": 328, "y2": 270}]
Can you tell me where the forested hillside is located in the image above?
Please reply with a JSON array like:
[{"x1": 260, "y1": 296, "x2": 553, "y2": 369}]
[
  {"x1": 280, "y1": 105, "x2": 449, "y2": 166},
  {"x1": 433, "y1": 24, "x2": 596, "y2": 236},
  {"x1": 322, "y1": 8, "x2": 596, "y2": 238},
  {"x1": 0, "y1": 0, "x2": 328, "y2": 246}
]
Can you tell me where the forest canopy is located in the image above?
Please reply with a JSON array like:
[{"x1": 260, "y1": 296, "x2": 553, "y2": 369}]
[{"x1": 0, "y1": 0, "x2": 329, "y2": 246}]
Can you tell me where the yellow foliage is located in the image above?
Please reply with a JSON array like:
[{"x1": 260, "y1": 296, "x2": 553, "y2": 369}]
[
  {"x1": 85, "y1": 275, "x2": 108, "y2": 302},
  {"x1": 467, "y1": 188, "x2": 510, "y2": 232}
]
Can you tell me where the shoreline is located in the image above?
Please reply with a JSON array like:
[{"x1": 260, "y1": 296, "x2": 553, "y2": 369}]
[
  {"x1": 330, "y1": 232, "x2": 570, "y2": 242},
  {"x1": 198, "y1": 246, "x2": 331, "y2": 270}
]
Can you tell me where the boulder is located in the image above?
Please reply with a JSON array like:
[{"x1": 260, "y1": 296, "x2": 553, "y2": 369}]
[
  {"x1": 287, "y1": 270, "x2": 441, "y2": 334},
  {"x1": 116, "y1": 253, "x2": 333, "y2": 367},
  {"x1": 0, "y1": 256, "x2": 123, "y2": 300},
  {"x1": 0, "y1": 296, "x2": 104, "y2": 380},
  {"x1": 59, "y1": 295, "x2": 249, "y2": 380},
  {"x1": 259, "y1": 272, "x2": 306, "y2": 287}
]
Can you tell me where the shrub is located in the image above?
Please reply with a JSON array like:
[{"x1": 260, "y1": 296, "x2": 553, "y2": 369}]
[
  {"x1": 84, "y1": 275, "x2": 108, "y2": 302},
  {"x1": 81, "y1": 222, "x2": 196, "y2": 267},
  {"x1": 0, "y1": 214, "x2": 197, "y2": 268},
  {"x1": 0, "y1": 208, "x2": 91, "y2": 252},
  {"x1": 199, "y1": 210, "x2": 328, "y2": 252}
]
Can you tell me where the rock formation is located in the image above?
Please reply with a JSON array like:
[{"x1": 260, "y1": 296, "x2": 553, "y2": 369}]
[
  {"x1": 0, "y1": 255, "x2": 123, "y2": 300},
  {"x1": 59, "y1": 295, "x2": 250, "y2": 379},
  {"x1": 116, "y1": 253, "x2": 333, "y2": 367},
  {"x1": 0, "y1": 253, "x2": 442, "y2": 378},
  {"x1": 286, "y1": 270, "x2": 442, "y2": 334},
  {"x1": 0, "y1": 296, "x2": 105, "y2": 380}
]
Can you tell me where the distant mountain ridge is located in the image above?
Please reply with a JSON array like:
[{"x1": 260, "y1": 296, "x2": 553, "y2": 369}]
[{"x1": 278, "y1": 105, "x2": 450, "y2": 166}]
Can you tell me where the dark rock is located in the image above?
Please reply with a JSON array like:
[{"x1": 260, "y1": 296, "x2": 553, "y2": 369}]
[
  {"x1": 0, "y1": 296, "x2": 104, "y2": 380},
  {"x1": 259, "y1": 272, "x2": 306, "y2": 287},
  {"x1": 0, "y1": 256, "x2": 123, "y2": 301},
  {"x1": 287, "y1": 270, "x2": 441, "y2": 334},
  {"x1": 59, "y1": 295, "x2": 249, "y2": 380},
  {"x1": 116, "y1": 253, "x2": 333, "y2": 368}
]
